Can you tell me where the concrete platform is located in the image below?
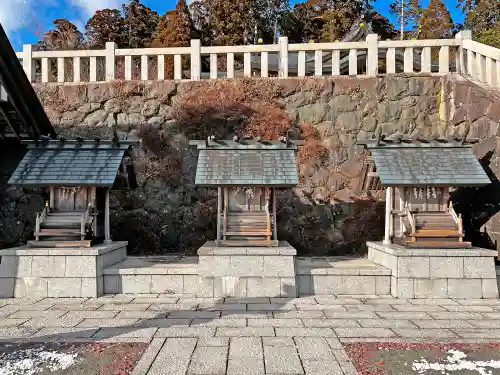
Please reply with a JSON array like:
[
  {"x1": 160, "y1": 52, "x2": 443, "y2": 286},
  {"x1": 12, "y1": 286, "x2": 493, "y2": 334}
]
[
  {"x1": 296, "y1": 257, "x2": 391, "y2": 296},
  {"x1": 103, "y1": 256, "x2": 199, "y2": 295},
  {"x1": 0, "y1": 242, "x2": 127, "y2": 298},
  {"x1": 102, "y1": 253, "x2": 393, "y2": 297},
  {"x1": 368, "y1": 241, "x2": 499, "y2": 299}
]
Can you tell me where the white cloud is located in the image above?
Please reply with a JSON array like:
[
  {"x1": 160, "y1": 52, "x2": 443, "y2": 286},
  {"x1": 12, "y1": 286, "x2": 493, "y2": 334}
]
[
  {"x1": 0, "y1": 0, "x2": 35, "y2": 34},
  {"x1": 68, "y1": 0, "x2": 125, "y2": 18}
]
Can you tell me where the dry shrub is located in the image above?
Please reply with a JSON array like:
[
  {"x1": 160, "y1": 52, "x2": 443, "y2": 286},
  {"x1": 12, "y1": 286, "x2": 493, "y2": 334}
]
[
  {"x1": 137, "y1": 123, "x2": 182, "y2": 185},
  {"x1": 341, "y1": 198, "x2": 385, "y2": 254},
  {"x1": 297, "y1": 122, "x2": 328, "y2": 168},
  {"x1": 173, "y1": 78, "x2": 292, "y2": 139}
]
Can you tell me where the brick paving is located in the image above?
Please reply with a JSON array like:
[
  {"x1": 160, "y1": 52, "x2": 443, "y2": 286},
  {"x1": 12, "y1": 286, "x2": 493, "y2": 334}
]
[{"x1": 1, "y1": 295, "x2": 500, "y2": 374}]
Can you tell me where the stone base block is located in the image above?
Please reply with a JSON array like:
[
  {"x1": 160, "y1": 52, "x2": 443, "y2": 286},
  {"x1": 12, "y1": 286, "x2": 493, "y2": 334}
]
[
  {"x1": 196, "y1": 241, "x2": 297, "y2": 298},
  {"x1": 0, "y1": 242, "x2": 127, "y2": 298},
  {"x1": 102, "y1": 256, "x2": 199, "y2": 295},
  {"x1": 368, "y1": 241, "x2": 499, "y2": 299},
  {"x1": 295, "y1": 257, "x2": 391, "y2": 296}
]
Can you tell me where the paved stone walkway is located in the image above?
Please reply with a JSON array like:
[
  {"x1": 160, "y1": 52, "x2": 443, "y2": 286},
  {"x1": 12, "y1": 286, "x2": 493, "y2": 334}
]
[{"x1": 2, "y1": 294, "x2": 500, "y2": 374}]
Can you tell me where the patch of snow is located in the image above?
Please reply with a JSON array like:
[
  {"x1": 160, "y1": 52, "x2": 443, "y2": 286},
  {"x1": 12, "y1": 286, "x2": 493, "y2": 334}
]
[
  {"x1": 0, "y1": 346, "x2": 79, "y2": 375},
  {"x1": 412, "y1": 349, "x2": 500, "y2": 375}
]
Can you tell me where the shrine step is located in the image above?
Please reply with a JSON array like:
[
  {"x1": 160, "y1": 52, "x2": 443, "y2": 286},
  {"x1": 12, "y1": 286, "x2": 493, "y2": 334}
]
[
  {"x1": 42, "y1": 222, "x2": 81, "y2": 229},
  {"x1": 35, "y1": 229, "x2": 82, "y2": 237},
  {"x1": 405, "y1": 241, "x2": 472, "y2": 248},
  {"x1": 216, "y1": 240, "x2": 279, "y2": 247},
  {"x1": 224, "y1": 231, "x2": 272, "y2": 236},
  {"x1": 49, "y1": 211, "x2": 85, "y2": 216},
  {"x1": 414, "y1": 231, "x2": 463, "y2": 238},
  {"x1": 27, "y1": 240, "x2": 93, "y2": 248}
]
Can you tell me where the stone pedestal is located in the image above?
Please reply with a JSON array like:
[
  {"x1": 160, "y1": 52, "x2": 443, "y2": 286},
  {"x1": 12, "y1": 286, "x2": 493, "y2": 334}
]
[
  {"x1": 197, "y1": 241, "x2": 297, "y2": 298},
  {"x1": 368, "y1": 241, "x2": 499, "y2": 299},
  {"x1": 0, "y1": 242, "x2": 127, "y2": 298}
]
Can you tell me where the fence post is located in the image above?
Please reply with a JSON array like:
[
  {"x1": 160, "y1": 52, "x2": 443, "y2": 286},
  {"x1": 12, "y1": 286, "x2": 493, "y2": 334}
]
[
  {"x1": 455, "y1": 30, "x2": 471, "y2": 75},
  {"x1": 105, "y1": 42, "x2": 117, "y2": 81},
  {"x1": 22, "y1": 44, "x2": 34, "y2": 82},
  {"x1": 366, "y1": 34, "x2": 379, "y2": 76},
  {"x1": 191, "y1": 39, "x2": 201, "y2": 81},
  {"x1": 278, "y1": 36, "x2": 288, "y2": 78}
]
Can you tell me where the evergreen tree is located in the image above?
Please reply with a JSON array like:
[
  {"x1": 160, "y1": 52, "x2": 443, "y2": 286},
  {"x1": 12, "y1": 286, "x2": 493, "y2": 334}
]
[
  {"x1": 389, "y1": 0, "x2": 422, "y2": 39},
  {"x1": 152, "y1": 0, "x2": 196, "y2": 78},
  {"x1": 85, "y1": 9, "x2": 125, "y2": 48},
  {"x1": 122, "y1": 0, "x2": 160, "y2": 48},
  {"x1": 462, "y1": 0, "x2": 500, "y2": 48},
  {"x1": 204, "y1": 0, "x2": 257, "y2": 45},
  {"x1": 417, "y1": 0, "x2": 455, "y2": 39}
]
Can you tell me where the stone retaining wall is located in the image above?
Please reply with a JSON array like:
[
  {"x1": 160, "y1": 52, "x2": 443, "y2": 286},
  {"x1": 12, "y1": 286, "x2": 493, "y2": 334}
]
[{"x1": 2, "y1": 74, "x2": 499, "y2": 256}]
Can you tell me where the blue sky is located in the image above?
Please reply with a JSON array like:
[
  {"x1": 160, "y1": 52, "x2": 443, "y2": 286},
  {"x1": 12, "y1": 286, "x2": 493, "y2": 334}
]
[{"x1": 1, "y1": 0, "x2": 465, "y2": 51}]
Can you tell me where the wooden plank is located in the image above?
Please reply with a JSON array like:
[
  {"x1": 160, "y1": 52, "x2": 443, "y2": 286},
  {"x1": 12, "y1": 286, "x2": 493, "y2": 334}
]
[
  {"x1": 223, "y1": 187, "x2": 228, "y2": 241},
  {"x1": 28, "y1": 240, "x2": 92, "y2": 248},
  {"x1": 414, "y1": 232, "x2": 462, "y2": 238},
  {"x1": 49, "y1": 211, "x2": 85, "y2": 216},
  {"x1": 406, "y1": 241, "x2": 471, "y2": 249},
  {"x1": 225, "y1": 231, "x2": 272, "y2": 236},
  {"x1": 272, "y1": 188, "x2": 277, "y2": 241},
  {"x1": 217, "y1": 187, "x2": 221, "y2": 241},
  {"x1": 216, "y1": 239, "x2": 279, "y2": 247}
]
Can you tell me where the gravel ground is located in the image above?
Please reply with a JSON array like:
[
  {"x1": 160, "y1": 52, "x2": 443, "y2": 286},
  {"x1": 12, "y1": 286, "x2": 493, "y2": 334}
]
[
  {"x1": 344, "y1": 342, "x2": 500, "y2": 375},
  {"x1": 0, "y1": 342, "x2": 148, "y2": 375}
]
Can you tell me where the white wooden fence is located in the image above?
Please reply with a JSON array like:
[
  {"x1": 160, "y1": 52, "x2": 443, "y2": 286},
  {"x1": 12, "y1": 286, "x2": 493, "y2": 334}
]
[{"x1": 15, "y1": 30, "x2": 500, "y2": 88}]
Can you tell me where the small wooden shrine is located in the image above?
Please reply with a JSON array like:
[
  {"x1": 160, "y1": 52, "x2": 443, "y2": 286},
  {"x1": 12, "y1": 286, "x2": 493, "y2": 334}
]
[
  {"x1": 357, "y1": 135, "x2": 491, "y2": 248},
  {"x1": 190, "y1": 136, "x2": 301, "y2": 247},
  {"x1": 8, "y1": 136, "x2": 138, "y2": 247}
]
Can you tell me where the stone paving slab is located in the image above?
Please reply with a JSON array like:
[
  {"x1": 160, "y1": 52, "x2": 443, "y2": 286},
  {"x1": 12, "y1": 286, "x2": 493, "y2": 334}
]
[{"x1": 2, "y1": 295, "x2": 500, "y2": 374}]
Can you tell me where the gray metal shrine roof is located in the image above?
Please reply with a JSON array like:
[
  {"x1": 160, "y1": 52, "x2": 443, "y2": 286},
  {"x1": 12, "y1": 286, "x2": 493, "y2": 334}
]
[
  {"x1": 8, "y1": 139, "x2": 137, "y2": 186},
  {"x1": 357, "y1": 137, "x2": 491, "y2": 187},
  {"x1": 189, "y1": 139, "x2": 300, "y2": 186}
]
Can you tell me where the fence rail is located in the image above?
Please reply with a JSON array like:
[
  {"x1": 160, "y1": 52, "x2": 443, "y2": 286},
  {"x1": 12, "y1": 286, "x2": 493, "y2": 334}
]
[{"x1": 15, "y1": 30, "x2": 499, "y2": 88}]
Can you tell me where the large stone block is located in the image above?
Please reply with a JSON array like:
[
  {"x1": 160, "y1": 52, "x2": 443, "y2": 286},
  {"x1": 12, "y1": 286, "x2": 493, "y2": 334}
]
[
  {"x1": 341, "y1": 275, "x2": 377, "y2": 295},
  {"x1": 0, "y1": 242, "x2": 128, "y2": 298},
  {"x1": 447, "y1": 279, "x2": 482, "y2": 299},
  {"x1": 0, "y1": 278, "x2": 15, "y2": 298},
  {"x1": 151, "y1": 275, "x2": 182, "y2": 294},
  {"x1": 196, "y1": 242, "x2": 297, "y2": 298},
  {"x1": 47, "y1": 278, "x2": 82, "y2": 298},
  {"x1": 123, "y1": 275, "x2": 152, "y2": 294},
  {"x1": 414, "y1": 279, "x2": 448, "y2": 298},
  {"x1": 482, "y1": 279, "x2": 499, "y2": 299},
  {"x1": 31, "y1": 256, "x2": 66, "y2": 278},
  {"x1": 14, "y1": 277, "x2": 47, "y2": 299},
  {"x1": 263, "y1": 256, "x2": 295, "y2": 277},
  {"x1": 464, "y1": 257, "x2": 496, "y2": 279},
  {"x1": 65, "y1": 256, "x2": 97, "y2": 278},
  {"x1": 397, "y1": 257, "x2": 430, "y2": 278},
  {"x1": 103, "y1": 275, "x2": 120, "y2": 294},
  {"x1": 368, "y1": 242, "x2": 499, "y2": 299},
  {"x1": 430, "y1": 257, "x2": 464, "y2": 279},
  {"x1": 392, "y1": 277, "x2": 414, "y2": 299},
  {"x1": 213, "y1": 276, "x2": 247, "y2": 298},
  {"x1": 375, "y1": 276, "x2": 391, "y2": 295},
  {"x1": 297, "y1": 275, "x2": 313, "y2": 296},
  {"x1": 247, "y1": 277, "x2": 281, "y2": 297}
]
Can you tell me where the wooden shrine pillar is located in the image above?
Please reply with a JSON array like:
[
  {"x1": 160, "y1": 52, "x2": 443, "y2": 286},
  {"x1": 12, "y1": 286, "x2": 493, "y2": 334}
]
[
  {"x1": 217, "y1": 187, "x2": 222, "y2": 241},
  {"x1": 104, "y1": 187, "x2": 111, "y2": 243},
  {"x1": 223, "y1": 187, "x2": 228, "y2": 241},
  {"x1": 399, "y1": 188, "x2": 405, "y2": 237},
  {"x1": 384, "y1": 187, "x2": 393, "y2": 244},
  {"x1": 49, "y1": 187, "x2": 55, "y2": 210},
  {"x1": 272, "y1": 188, "x2": 277, "y2": 241}
]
